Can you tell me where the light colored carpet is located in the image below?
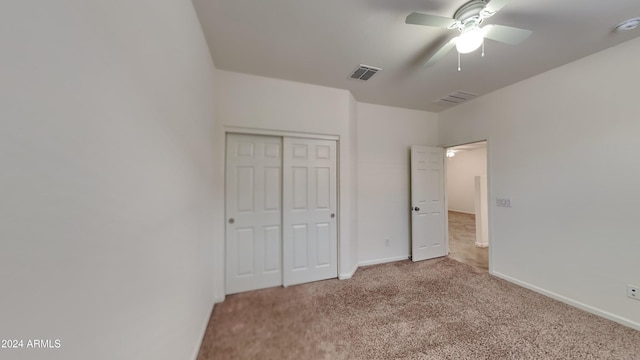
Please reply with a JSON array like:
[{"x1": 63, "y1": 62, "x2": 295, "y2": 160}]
[{"x1": 197, "y1": 258, "x2": 640, "y2": 359}]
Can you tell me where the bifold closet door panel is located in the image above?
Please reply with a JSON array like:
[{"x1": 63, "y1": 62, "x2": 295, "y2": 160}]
[
  {"x1": 225, "y1": 134, "x2": 282, "y2": 294},
  {"x1": 282, "y1": 137, "x2": 338, "y2": 287}
]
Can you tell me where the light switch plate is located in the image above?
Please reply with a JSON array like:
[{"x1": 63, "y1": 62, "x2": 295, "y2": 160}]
[{"x1": 496, "y1": 198, "x2": 511, "y2": 207}]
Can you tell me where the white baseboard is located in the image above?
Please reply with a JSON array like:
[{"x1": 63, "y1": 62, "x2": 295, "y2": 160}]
[
  {"x1": 475, "y1": 242, "x2": 488, "y2": 248},
  {"x1": 492, "y1": 271, "x2": 640, "y2": 331},
  {"x1": 359, "y1": 255, "x2": 409, "y2": 267},
  {"x1": 191, "y1": 302, "x2": 216, "y2": 360},
  {"x1": 213, "y1": 294, "x2": 225, "y2": 304},
  {"x1": 339, "y1": 264, "x2": 359, "y2": 280}
]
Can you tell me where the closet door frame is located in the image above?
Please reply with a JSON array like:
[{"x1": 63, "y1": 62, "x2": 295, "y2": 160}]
[{"x1": 224, "y1": 127, "x2": 340, "y2": 294}]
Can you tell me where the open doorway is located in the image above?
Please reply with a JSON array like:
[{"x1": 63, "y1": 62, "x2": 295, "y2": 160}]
[{"x1": 445, "y1": 141, "x2": 489, "y2": 270}]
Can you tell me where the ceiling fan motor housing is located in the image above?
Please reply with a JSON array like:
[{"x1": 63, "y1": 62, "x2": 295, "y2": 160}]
[{"x1": 453, "y1": 0, "x2": 488, "y2": 25}]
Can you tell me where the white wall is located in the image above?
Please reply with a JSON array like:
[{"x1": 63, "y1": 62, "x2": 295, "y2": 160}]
[
  {"x1": 439, "y1": 36, "x2": 640, "y2": 329},
  {"x1": 0, "y1": 1, "x2": 218, "y2": 359},
  {"x1": 357, "y1": 103, "x2": 439, "y2": 265},
  {"x1": 213, "y1": 70, "x2": 358, "y2": 287},
  {"x1": 446, "y1": 147, "x2": 487, "y2": 214}
]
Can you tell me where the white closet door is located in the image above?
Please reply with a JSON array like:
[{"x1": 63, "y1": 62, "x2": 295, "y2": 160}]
[
  {"x1": 226, "y1": 134, "x2": 282, "y2": 294},
  {"x1": 282, "y1": 138, "x2": 338, "y2": 286}
]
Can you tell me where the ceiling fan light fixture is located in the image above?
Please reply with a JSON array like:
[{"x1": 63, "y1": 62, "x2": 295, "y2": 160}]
[
  {"x1": 406, "y1": 0, "x2": 532, "y2": 69},
  {"x1": 456, "y1": 26, "x2": 484, "y2": 53}
]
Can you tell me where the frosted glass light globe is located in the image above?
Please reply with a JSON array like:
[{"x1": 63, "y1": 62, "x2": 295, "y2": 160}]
[{"x1": 456, "y1": 27, "x2": 484, "y2": 54}]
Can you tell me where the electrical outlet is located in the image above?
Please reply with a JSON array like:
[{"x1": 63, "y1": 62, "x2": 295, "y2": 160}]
[
  {"x1": 385, "y1": 239, "x2": 390, "y2": 247},
  {"x1": 496, "y1": 198, "x2": 512, "y2": 207},
  {"x1": 628, "y1": 285, "x2": 640, "y2": 301}
]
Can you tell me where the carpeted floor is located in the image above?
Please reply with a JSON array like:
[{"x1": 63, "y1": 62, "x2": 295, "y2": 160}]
[{"x1": 197, "y1": 258, "x2": 640, "y2": 359}]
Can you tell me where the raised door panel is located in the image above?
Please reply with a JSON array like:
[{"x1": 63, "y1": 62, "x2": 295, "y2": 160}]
[
  {"x1": 411, "y1": 146, "x2": 446, "y2": 262},
  {"x1": 226, "y1": 134, "x2": 282, "y2": 294},
  {"x1": 283, "y1": 138, "x2": 337, "y2": 286}
]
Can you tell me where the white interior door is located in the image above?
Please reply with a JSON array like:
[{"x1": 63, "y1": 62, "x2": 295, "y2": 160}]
[
  {"x1": 411, "y1": 146, "x2": 446, "y2": 262},
  {"x1": 282, "y1": 137, "x2": 337, "y2": 286},
  {"x1": 226, "y1": 134, "x2": 282, "y2": 294}
]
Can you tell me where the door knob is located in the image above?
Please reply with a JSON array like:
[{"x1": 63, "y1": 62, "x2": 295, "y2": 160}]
[
  {"x1": 330, "y1": 213, "x2": 335, "y2": 218},
  {"x1": 228, "y1": 218, "x2": 235, "y2": 224},
  {"x1": 413, "y1": 207, "x2": 420, "y2": 212}
]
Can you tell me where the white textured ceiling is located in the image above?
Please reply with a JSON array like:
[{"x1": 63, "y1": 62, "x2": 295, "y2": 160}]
[{"x1": 193, "y1": 0, "x2": 640, "y2": 112}]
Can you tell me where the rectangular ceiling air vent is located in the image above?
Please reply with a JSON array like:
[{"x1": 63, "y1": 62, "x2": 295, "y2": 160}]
[
  {"x1": 435, "y1": 90, "x2": 477, "y2": 106},
  {"x1": 350, "y1": 65, "x2": 381, "y2": 81}
]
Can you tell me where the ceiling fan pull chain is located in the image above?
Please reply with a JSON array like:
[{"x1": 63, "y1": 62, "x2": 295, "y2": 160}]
[{"x1": 458, "y1": 52, "x2": 461, "y2": 71}]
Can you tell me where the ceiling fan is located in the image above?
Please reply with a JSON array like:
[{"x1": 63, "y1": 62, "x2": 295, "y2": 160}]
[{"x1": 406, "y1": 0, "x2": 532, "y2": 69}]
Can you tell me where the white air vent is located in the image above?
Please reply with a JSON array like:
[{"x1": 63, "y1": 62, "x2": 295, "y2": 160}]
[
  {"x1": 435, "y1": 90, "x2": 477, "y2": 106},
  {"x1": 350, "y1": 65, "x2": 381, "y2": 81}
]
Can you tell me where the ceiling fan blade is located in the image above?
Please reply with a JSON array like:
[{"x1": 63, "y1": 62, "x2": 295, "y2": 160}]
[
  {"x1": 406, "y1": 12, "x2": 456, "y2": 29},
  {"x1": 483, "y1": 24, "x2": 532, "y2": 45},
  {"x1": 424, "y1": 37, "x2": 458, "y2": 67},
  {"x1": 484, "y1": 0, "x2": 511, "y2": 14}
]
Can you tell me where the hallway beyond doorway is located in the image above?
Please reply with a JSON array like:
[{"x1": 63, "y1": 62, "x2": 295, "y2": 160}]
[{"x1": 448, "y1": 211, "x2": 488, "y2": 270}]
